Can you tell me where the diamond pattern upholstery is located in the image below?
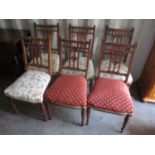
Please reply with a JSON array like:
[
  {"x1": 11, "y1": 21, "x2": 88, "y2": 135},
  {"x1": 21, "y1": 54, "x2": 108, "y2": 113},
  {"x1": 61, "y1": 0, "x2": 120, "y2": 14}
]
[
  {"x1": 45, "y1": 74, "x2": 87, "y2": 107},
  {"x1": 88, "y1": 78, "x2": 134, "y2": 114}
]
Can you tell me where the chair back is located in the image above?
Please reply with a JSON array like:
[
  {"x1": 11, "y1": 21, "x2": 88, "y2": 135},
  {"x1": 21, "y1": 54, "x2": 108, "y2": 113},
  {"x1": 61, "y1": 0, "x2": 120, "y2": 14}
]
[
  {"x1": 98, "y1": 41, "x2": 137, "y2": 83},
  {"x1": 59, "y1": 36, "x2": 92, "y2": 78},
  {"x1": 105, "y1": 25, "x2": 134, "y2": 44},
  {"x1": 22, "y1": 35, "x2": 52, "y2": 75},
  {"x1": 69, "y1": 24, "x2": 95, "y2": 59},
  {"x1": 34, "y1": 22, "x2": 59, "y2": 54}
]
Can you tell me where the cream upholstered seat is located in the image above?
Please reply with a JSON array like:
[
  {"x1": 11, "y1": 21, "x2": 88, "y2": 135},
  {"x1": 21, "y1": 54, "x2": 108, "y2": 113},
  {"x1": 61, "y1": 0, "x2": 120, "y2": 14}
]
[
  {"x1": 62, "y1": 57, "x2": 94, "y2": 80},
  {"x1": 96, "y1": 59, "x2": 133, "y2": 85},
  {"x1": 4, "y1": 70, "x2": 51, "y2": 103},
  {"x1": 28, "y1": 53, "x2": 59, "y2": 75}
]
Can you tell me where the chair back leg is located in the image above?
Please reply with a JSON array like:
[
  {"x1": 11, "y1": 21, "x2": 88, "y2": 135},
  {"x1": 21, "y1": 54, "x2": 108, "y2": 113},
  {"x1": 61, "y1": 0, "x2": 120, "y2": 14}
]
[
  {"x1": 86, "y1": 107, "x2": 91, "y2": 125},
  {"x1": 9, "y1": 98, "x2": 19, "y2": 114},
  {"x1": 47, "y1": 102, "x2": 52, "y2": 120},
  {"x1": 121, "y1": 115, "x2": 131, "y2": 133},
  {"x1": 81, "y1": 107, "x2": 86, "y2": 126},
  {"x1": 40, "y1": 103, "x2": 48, "y2": 121}
]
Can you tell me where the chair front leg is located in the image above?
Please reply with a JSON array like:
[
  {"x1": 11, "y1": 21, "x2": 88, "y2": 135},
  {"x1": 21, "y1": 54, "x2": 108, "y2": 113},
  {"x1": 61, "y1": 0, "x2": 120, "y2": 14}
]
[
  {"x1": 121, "y1": 114, "x2": 131, "y2": 133},
  {"x1": 9, "y1": 98, "x2": 19, "y2": 114},
  {"x1": 81, "y1": 107, "x2": 86, "y2": 126},
  {"x1": 40, "y1": 103, "x2": 48, "y2": 121},
  {"x1": 86, "y1": 107, "x2": 91, "y2": 125}
]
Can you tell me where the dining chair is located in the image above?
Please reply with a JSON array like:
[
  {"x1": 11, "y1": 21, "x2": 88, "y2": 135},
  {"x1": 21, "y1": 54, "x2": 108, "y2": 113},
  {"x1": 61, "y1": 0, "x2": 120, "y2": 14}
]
[
  {"x1": 44, "y1": 36, "x2": 92, "y2": 126},
  {"x1": 4, "y1": 36, "x2": 52, "y2": 120},
  {"x1": 87, "y1": 40, "x2": 137, "y2": 132}
]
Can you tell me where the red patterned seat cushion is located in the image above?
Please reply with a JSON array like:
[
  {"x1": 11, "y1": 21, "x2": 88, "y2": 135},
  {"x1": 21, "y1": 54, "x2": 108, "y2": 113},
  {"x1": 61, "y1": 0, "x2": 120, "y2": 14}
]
[
  {"x1": 45, "y1": 74, "x2": 87, "y2": 107},
  {"x1": 88, "y1": 78, "x2": 134, "y2": 114}
]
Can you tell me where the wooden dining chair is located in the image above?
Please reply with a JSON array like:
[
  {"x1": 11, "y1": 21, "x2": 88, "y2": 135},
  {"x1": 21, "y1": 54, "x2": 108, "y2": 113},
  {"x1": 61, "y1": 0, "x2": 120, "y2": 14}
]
[
  {"x1": 4, "y1": 36, "x2": 52, "y2": 121},
  {"x1": 87, "y1": 41, "x2": 137, "y2": 132},
  {"x1": 33, "y1": 22, "x2": 60, "y2": 75},
  {"x1": 102, "y1": 26, "x2": 135, "y2": 86},
  {"x1": 44, "y1": 37, "x2": 92, "y2": 126},
  {"x1": 61, "y1": 24, "x2": 95, "y2": 81}
]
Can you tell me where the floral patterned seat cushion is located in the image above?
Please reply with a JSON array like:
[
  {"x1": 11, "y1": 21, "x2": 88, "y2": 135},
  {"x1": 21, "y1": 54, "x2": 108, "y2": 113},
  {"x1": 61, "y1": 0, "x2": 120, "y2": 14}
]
[
  {"x1": 96, "y1": 59, "x2": 133, "y2": 85},
  {"x1": 45, "y1": 74, "x2": 87, "y2": 107},
  {"x1": 4, "y1": 70, "x2": 51, "y2": 103},
  {"x1": 61, "y1": 57, "x2": 94, "y2": 80},
  {"x1": 88, "y1": 78, "x2": 134, "y2": 114},
  {"x1": 28, "y1": 53, "x2": 59, "y2": 75}
]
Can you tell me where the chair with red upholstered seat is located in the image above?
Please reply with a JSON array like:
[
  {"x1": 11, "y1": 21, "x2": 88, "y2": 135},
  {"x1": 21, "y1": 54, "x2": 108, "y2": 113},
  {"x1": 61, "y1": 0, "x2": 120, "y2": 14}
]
[
  {"x1": 87, "y1": 41, "x2": 137, "y2": 132},
  {"x1": 44, "y1": 37, "x2": 92, "y2": 126}
]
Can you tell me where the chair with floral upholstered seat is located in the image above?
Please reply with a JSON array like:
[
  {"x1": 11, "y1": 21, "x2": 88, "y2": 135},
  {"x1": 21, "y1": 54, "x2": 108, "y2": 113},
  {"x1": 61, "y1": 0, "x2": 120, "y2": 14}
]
[
  {"x1": 4, "y1": 36, "x2": 52, "y2": 120},
  {"x1": 62, "y1": 24, "x2": 95, "y2": 81},
  {"x1": 87, "y1": 41, "x2": 137, "y2": 132},
  {"x1": 29, "y1": 22, "x2": 60, "y2": 75},
  {"x1": 44, "y1": 37, "x2": 92, "y2": 126},
  {"x1": 101, "y1": 26, "x2": 135, "y2": 86}
]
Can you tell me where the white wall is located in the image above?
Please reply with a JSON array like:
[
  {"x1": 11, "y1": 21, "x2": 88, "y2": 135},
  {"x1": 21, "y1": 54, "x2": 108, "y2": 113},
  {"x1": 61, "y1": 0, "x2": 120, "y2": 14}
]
[{"x1": 0, "y1": 19, "x2": 155, "y2": 81}]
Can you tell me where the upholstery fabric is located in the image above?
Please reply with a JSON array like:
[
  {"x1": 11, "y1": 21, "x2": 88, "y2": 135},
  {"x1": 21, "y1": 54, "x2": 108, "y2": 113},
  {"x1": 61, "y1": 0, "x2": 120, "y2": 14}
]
[
  {"x1": 45, "y1": 74, "x2": 87, "y2": 107},
  {"x1": 28, "y1": 53, "x2": 59, "y2": 75},
  {"x1": 61, "y1": 57, "x2": 94, "y2": 80},
  {"x1": 4, "y1": 70, "x2": 51, "y2": 103},
  {"x1": 96, "y1": 59, "x2": 133, "y2": 85},
  {"x1": 88, "y1": 78, "x2": 134, "y2": 114}
]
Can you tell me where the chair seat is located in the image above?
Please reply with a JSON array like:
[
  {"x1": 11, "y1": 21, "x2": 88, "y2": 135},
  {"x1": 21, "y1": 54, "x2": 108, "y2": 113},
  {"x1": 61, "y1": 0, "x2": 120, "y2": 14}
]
[
  {"x1": 28, "y1": 53, "x2": 59, "y2": 74},
  {"x1": 88, "y1": 78, "x2": 134, "y2": 114},
  {"x1": 4, "y1": 70, "x2": 51, "y2": 103},
  {"x1": 45, "y1": 74, "x2": 87, "y2": 107},
  {"x1": 61, "y1": 57, "x2": 94, "y2": 80},
  {"x1": 96, "y1": 59, "x2": 133, "y2": 85}
]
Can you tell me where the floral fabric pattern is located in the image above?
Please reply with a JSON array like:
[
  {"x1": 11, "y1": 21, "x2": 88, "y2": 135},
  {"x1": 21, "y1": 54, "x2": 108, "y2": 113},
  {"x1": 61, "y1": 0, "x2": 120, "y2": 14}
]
[
  {"x1": 4, "y1": 70, "x2": 51, "y2": 103},
  {"x1": 61, "y1": 57, "x2": 94, "y2": 80},
  {"x1": 28, "y1": 53, "x2": 59, "y2": 75},
  {"x1": 96, "y1": 59, "x2": 133, "y2": 85}
]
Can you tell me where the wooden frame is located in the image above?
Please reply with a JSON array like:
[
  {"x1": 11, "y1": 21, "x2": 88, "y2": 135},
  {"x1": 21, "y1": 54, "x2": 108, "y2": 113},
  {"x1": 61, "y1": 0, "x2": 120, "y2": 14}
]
[
  {"x1": 87, "y1": 41, "x2": 137, "y2": 132},
  {"x1": 105, "y1": 25, "x2": 134, "y2": 44},
  {"x1": 34, "y1": 22, "x2": 60, "y2": 54},
  {"x1": 59, "y1": 37, "x2": 91, "y2": 78},
  {"x1": 104, "y1": 25, "x2": 134, "y2": 62},
  {"x1": 7, "y1": 35, "x2": 52, "y2": 121},
  {"x1": 69, "y1": 24, "x2": 95, "y2": 59},
  {"x1": 22, "y1": 36, "x2": 52, "y2": 75},
  {"x1": 47, "y1": 36, "x2": 92, "y2": 126},
  {"x1": 98, "y1": 41, "x2": 137, "y2": 83}
]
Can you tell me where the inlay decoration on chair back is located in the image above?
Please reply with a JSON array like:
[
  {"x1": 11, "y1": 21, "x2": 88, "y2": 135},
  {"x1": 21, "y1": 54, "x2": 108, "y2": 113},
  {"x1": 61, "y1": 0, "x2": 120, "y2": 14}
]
[
  {"x1": 98, "y1": 41, "x2": 137, "y2": 83},
  {"x1": 34, "y1": 22, "x2": 59, "y2": 54},
  {"x1": 59, "y1": 36, "x2": 92, "y2": 78},
  {"x1": 22, "y1": 36, "x2": 52, "y2": 75},
  {"x1": 69, "y1": 24, "x2": 95, "y2": 59}
]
